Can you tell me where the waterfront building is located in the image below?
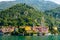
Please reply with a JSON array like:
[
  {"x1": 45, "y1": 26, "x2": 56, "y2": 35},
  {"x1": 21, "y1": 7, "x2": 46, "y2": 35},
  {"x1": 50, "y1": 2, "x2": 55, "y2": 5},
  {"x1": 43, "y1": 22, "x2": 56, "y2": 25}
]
[
  {"x1": 33, "y1": 26, "x2": 49, "y2": 35},
  {"x1": 2, "y1": 27, "x2": 14, "y2": 33},
  {"x1": 25, "y1": 26, "x2": 32, "y2": 33}
]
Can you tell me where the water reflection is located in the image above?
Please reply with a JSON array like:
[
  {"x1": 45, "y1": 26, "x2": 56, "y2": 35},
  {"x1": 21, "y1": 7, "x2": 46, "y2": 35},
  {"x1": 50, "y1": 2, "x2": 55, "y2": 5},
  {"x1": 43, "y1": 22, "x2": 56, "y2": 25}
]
[{"x1": 0, "y1": 35, "x2": 59, "y2": 40}]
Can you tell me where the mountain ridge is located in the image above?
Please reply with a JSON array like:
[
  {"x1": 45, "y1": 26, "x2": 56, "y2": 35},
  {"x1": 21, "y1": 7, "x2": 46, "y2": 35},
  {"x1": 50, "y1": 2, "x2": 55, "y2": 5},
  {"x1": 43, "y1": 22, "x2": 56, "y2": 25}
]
[{"x1": 0, "y1": 0, "x2": 59, "y2": 11}]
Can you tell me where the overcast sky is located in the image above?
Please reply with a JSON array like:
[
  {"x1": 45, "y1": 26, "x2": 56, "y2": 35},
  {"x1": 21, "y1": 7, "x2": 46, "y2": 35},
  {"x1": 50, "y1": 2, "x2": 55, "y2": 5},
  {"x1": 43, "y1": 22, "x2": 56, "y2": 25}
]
[
  {"x1": 0, "y1": 0, "x2": 15, "y2": 2},
  {"x1": 45, "y1": 0, "x2": 60, "y2": 4},
  {"x1": 0, "y1": 0, "x2": 60, "y2": 4}
]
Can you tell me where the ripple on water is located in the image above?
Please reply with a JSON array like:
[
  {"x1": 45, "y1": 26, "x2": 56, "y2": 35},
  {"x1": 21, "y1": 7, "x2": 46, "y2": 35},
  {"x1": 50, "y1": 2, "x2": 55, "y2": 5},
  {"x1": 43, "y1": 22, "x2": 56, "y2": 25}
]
[{"x1": 0, "y1": 35, "x2": 60, "y2": 40}]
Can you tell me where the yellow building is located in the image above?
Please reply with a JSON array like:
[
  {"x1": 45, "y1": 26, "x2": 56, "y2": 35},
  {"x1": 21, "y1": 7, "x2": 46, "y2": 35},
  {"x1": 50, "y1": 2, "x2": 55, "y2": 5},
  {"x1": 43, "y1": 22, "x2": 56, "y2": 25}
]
[
  {"x1": 25, "y1": 26, "x2": 31, "y2": 31},
  {"x1": 25, "y1": 26, "x2": 32, "y2": 33}
]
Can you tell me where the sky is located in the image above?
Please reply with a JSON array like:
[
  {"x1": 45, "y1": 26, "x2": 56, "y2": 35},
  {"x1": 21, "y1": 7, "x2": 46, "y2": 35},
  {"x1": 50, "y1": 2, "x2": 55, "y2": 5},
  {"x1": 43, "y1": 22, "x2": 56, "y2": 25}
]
[
  {"x1": 0, "y1": 0, "x2": 60, "y2": 4},
  {"x1": 45, "y1": 0, "x2": 60, "y2": 4},
  {"x1": 0, "y1": 0, "x2": 15, "y2": 2}
]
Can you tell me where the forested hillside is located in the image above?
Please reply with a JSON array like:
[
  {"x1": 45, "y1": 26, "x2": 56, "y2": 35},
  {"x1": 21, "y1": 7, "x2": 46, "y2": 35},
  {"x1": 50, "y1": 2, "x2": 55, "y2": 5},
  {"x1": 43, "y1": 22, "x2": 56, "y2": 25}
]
[
  {"x1": 0, "y1": 3, "x2": 59, "y2": 30},
  {"x1": 45, "y1": 7, "x2": 60, "y2": 27}
]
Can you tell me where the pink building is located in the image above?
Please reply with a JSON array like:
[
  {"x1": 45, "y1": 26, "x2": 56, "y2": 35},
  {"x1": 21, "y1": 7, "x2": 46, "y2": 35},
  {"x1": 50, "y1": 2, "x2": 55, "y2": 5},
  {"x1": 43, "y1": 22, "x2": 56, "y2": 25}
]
[
  {"x1": 33, "y1": 26, "x2": 49, "y2": 33},
  {"x1": 2, "y1": 27, "x2": 14, "y2": 33}
]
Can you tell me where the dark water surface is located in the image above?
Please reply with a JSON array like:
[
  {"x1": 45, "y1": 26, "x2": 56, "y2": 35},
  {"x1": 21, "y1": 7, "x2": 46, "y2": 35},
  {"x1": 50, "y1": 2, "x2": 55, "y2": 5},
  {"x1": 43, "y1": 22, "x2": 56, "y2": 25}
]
[{"x1": 0, "y1": 35, "x2": 60, "y2": 40}]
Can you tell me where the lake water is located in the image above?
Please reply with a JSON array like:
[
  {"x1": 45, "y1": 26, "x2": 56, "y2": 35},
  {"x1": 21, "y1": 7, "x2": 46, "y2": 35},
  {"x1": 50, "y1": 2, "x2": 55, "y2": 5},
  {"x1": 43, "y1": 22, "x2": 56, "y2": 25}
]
[{"x1": 0, "y1": 35, "x2": 60, "y2": 40}]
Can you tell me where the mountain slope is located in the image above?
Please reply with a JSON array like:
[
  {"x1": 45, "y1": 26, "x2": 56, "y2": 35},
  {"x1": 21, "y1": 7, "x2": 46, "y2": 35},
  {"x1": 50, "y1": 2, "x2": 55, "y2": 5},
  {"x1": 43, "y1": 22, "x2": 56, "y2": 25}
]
[
  {"x1": 0, "y1": 3, "x2": 57, "y2": 27},
  {"x1": 16, "y1": 0, "x2": 59, "y2": 11},
  {"x1": 45, "y1": 7, "x2": 60, "y2": 18},
  {"x1": 0, "y1": 1, "x2": 18, "y2": 11},
  {"x1": 0, "y1": 0, "x2": 59, "y2": 11},
  {"x1": 0, "y1": 4, "x2": 42, "y2": 26},
  {"x1": 45, "y1": 7, "x2": 60, "y2": 26}
]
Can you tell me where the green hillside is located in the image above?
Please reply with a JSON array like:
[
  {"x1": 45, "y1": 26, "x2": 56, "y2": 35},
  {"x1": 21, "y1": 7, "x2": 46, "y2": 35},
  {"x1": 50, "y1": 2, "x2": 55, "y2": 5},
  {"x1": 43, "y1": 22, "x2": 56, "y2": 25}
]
[
  {"x1": 0, "y1": 4, "x2": 41, "y2": 26},
  {"x1": 0, "y1": 3, "x2": 58, "y2": 30},
  {"x1": 45, "y1": 7, "x2": 60, "y2": 27}
]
